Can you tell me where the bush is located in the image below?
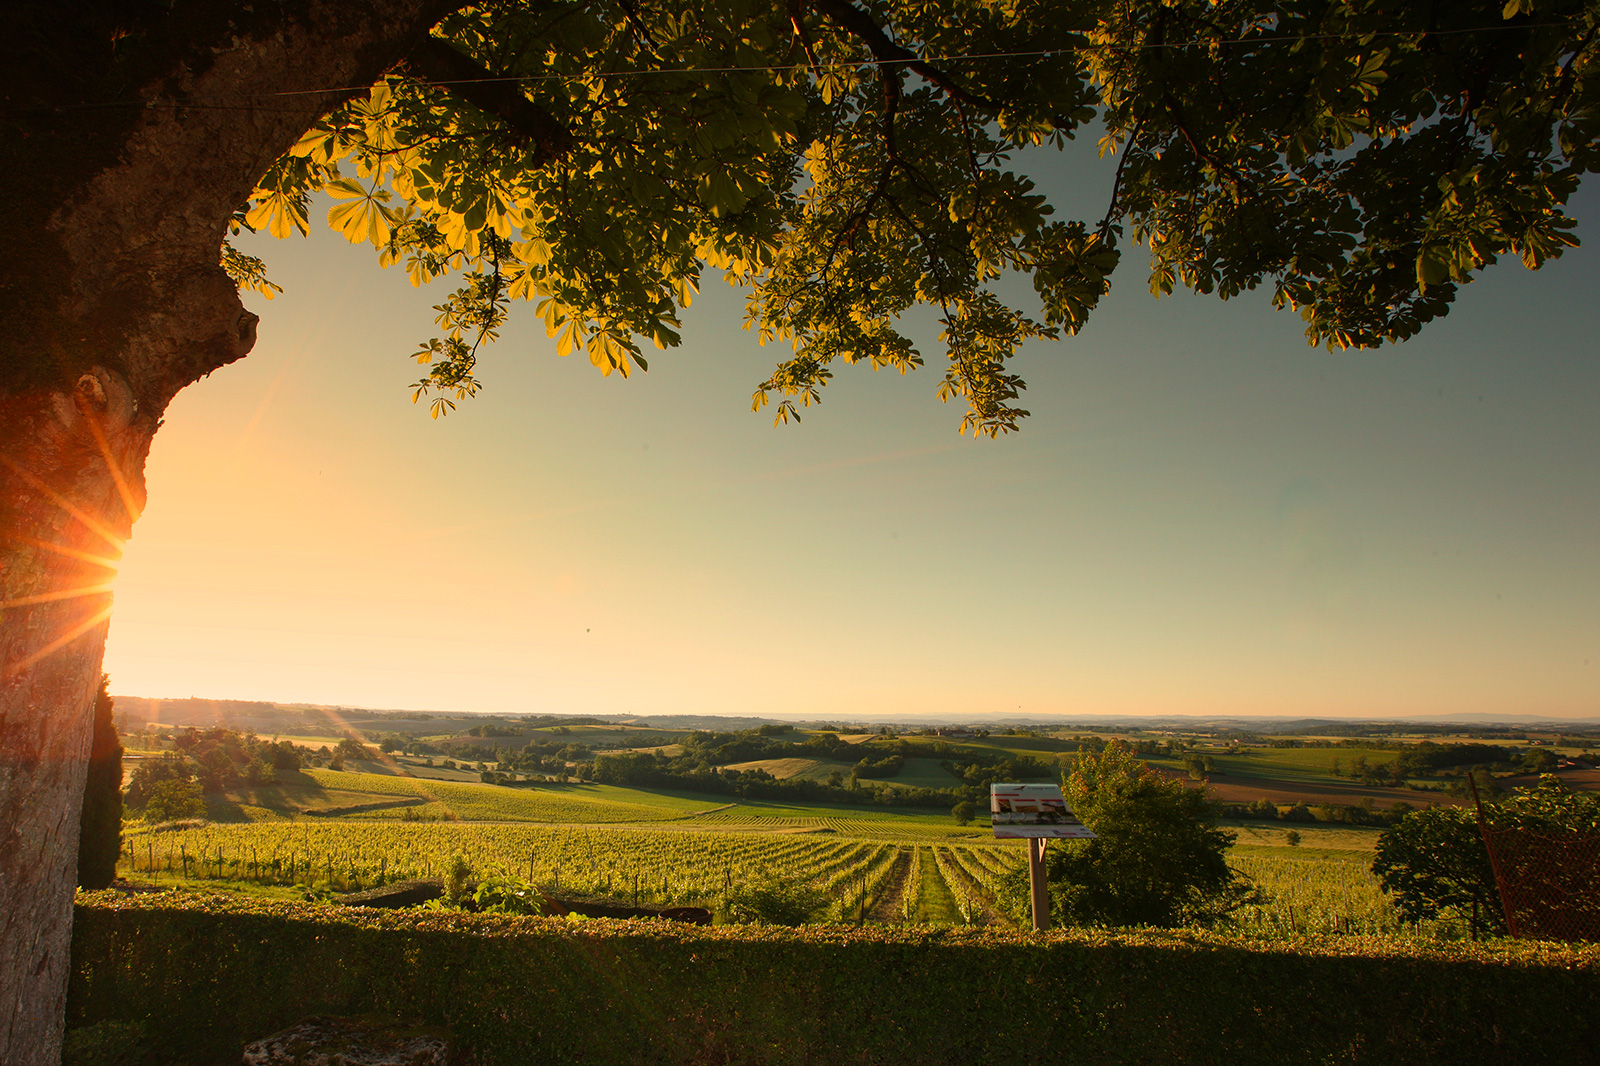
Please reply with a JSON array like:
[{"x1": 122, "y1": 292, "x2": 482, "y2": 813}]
[
  {"x1": 68, "y1": 893, "x2": 1600, "y2": 1066},
  {"x1": 472, "y1": 877, "x2": 549, "y2": 916},
  {"x1": 1000, "y1": 740, "x2": 1257, "y2": 928},
  {"x1": 445, "y1": 854, "x2": 473, "y2": 906},
  {"x1": 725, "y1": 877, "x2": 828, "y2": 926},
  {"x1": 1373, "y1": 805, "x2": 1501, "y2": 937},
  {"x1": 61, "y1": 1019, "x2": 147, "y2": 1066}
]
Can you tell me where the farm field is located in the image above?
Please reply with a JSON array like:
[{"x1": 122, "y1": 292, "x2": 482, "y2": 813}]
[
  {"x1": 718, "y1": 756, "x2": 962, "y2": 791},
  {"x1": 204, "y1": 769, "x2": 992, "y2": 838},
  {"x1": 116, "y1": 817, "x2": 1411, "y2": 936},
  {"x1": 1227, "y1": 822, "x2": 1382, "y2": 850},
  {"x1": 209, "y1": 770, "x2": 711, "y2": 823},
  {"x1": 720, "y1": 757, "x2": 849, "y2": 780},
  {"x1": 1208, "y1": 747, "x2": 1400, "y2": 779},
  {"x1": 373, "y1": 759, "x2": 485, "y2": 782},
  {"x1": 1192, "y1": 773, "x2": 1455, "y2": 810}
]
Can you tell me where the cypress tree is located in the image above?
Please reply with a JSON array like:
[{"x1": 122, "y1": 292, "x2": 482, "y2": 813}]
[{"x1": 76, "y1": 675, "x2": 122, "y2": 889}]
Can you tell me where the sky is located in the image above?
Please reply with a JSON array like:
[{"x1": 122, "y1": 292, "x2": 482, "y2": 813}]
[{"x1": 101, "y1": 143, "x2": 1600, "y2": 722}]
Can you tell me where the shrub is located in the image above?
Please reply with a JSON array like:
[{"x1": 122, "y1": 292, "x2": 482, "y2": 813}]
[
  {"x1": 473, "y1": 878, "x2": 549, "y2": 916},
  {"x1": 1000, "y1": 740, "x2": 1257, "y2": 928},
  {"x1": 726, "y1": 877, "x2": 828, "y2": 926},
  {"x1": 68, "y1": 893, "x2": 1600, "y2": 1066},
  {"x1": 61, "y1": 1019, "x2": 147, "y2": 1066}
]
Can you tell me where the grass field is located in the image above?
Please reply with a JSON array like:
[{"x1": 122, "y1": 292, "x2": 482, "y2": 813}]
[
  {"x1": 720, "y1": 757, "x2": 844, "y2": 780},
  {"x1": 1227, "y1": 822, "x2": 1382, "y2": 850},
  {"x1": 116, "y1": 815, "x2": 1416, "y2": 937},
  {"x1": 1209, "y1": 748, "x2": 1400, "y2": 780},
  {"x1": 722, "y1": 756, "x2": 965, "y2": 792},
  {"x1": 214, "y1": 770, "x2": 715, "y2": 823}
]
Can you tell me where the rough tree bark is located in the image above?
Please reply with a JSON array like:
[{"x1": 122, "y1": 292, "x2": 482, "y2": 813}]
[{"x1": 0, "y1": 3, "x2": 458, "y2": 1061}]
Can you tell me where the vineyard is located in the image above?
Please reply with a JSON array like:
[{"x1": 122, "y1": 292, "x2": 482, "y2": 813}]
[{"x1": 117, "y1": 821, "x2": 1409, "y2": 933}]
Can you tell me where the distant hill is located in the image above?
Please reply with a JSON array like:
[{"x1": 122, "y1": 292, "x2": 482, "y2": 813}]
[
  {"x1": 109, "y1": 695, "x2": 1600, "y2": 737},
  {"x1": 112, "y1": 696, "x2": 289, "y2": 729}
]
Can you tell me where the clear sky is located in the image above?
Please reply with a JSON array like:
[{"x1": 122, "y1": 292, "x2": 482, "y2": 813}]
[{"x1": 101, "y1": 144, "x2": 1600, "y2": 721}]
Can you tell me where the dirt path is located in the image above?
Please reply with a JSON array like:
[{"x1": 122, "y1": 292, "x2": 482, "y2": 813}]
[{"x1": 866, "y1": 848, "x2": 914, "y2": 922}]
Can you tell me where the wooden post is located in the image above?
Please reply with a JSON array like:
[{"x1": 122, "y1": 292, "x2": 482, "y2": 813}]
[{"x1": 1028, "y1": 837, "x2": 1050, "y2": 933}]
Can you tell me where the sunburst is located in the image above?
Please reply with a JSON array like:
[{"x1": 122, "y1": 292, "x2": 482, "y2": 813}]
[
  {"x1": 0, "y1": 454, "x2": 128, "y2": 557},
  {"x1": 1, "y1": 422, "x2": 135, "y2": 678},
  {"x1": 312, "y1": 705, "x2": 456, "y2": 816},
  {"x1": 2, "y1": 603, "x2": 115, "y2": 678}
]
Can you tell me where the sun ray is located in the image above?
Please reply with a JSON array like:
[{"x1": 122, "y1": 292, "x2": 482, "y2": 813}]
[
  {"x1": 0, "y1": 455, "x2": 127, "y2": 554},
  {"x1": 0, "y1": 582, "x2": 117, "y2": 610},
  {"x1": 311, "y1": 705, "x2": 454, "y2": 814},
  {"x1": 3, "y1": 602, "x2": 115, "y2": 678},
  {"x1": 10, "y1": 535, "x2": 122, "y2": 571},
  {"x1": 81, "y1": 408, "x2": 144, "y2": 528}
]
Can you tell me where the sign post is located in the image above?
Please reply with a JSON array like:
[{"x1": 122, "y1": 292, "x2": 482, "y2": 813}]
[{"x1": 990, "y1": 783, "x2": 1095, "y2": 933}]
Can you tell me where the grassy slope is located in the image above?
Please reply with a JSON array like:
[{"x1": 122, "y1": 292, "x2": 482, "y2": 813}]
[{"x1": 221, "y1": 770, "x2": 713, "y2": 823}]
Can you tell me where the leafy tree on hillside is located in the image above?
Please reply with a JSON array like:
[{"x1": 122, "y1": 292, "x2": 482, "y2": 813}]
[
  {"x1": 141, "y1": 780, "x2": 207, "y2": 825},
  {"x1": 271, "y1": 741, "x2": 305, "y2": 772},
  {"x1": 1002, "y1": 740, "x2": 1257, "y2": 928},
  {"x1": 196, "y1": 747, "x2": 241, "y2": 792},
  {"x1": 123, "y1": 754, "x2": 197, "y2": 812},
  {"x1": 1521, "y1": 747, "x2": 1559, "y2": 775},
  {"x1": 334, "y1": 738, "x2": 376, "y2": 763},
  {"x1": 9, "y1": 0, "x2": 1600, "y2": 1057}
]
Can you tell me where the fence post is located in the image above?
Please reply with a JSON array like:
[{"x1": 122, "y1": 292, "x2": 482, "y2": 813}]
[
  {"x1": 1469, "y1": 773, "x2": 1520, "y2": 938},
  {"x1": 1028, "y1": 837, "x2": 1050, "y2": 933}
]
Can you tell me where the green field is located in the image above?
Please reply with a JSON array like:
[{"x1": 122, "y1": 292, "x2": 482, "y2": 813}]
[
  {"x1": 1210, "y1": 747, "x2": 1400, "y2": 781},
  {"x1": 123, "y1": 768, "x2": 1416, "y2": 938},
  {"x1": 213, "y1": 769, "x2": 714, "y2": 823},
  {"x1": 720, "y1": 755, "x2": 963, "y2": 791}
]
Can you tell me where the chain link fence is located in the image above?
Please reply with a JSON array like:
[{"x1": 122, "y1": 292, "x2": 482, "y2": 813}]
[{"x1": 1471, "y1": 774, "x2": 1600, "y2": 943}]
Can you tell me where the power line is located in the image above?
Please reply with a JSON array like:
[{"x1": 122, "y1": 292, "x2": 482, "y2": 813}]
[{"x1": 5, "y1": 20, "x2": 1585, "y2": 114}]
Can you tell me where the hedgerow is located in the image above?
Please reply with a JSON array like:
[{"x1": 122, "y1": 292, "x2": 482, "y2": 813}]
[{"x1": 70, "y1": 892, "x2": 1600, "y2": 1066}]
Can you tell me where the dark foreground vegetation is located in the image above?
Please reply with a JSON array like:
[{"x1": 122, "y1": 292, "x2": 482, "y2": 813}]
[{"x1": 68, "y1": 893, "x2": 1600, "y2": 1066}]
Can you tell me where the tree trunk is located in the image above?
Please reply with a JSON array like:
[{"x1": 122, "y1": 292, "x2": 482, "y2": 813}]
[{"x1": 0, "y1": 3, "x2": 454, "y2": 1061}]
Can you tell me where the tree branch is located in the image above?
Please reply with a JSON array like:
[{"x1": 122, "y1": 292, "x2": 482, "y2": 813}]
[
  {"x1": 1098, "y1": 120, "x2": 1140, "y2": 237},
  {"x1": 400, "y1": 37, "x2": 572, "y2": 166},
  {"x1": 812, "y1": 0, "x2": 1001, "y2": 115}
]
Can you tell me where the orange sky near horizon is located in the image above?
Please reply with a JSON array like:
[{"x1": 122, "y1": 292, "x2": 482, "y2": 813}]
[{"x1": 100, "y1": 170, "x2": 1600, "y2": 723}]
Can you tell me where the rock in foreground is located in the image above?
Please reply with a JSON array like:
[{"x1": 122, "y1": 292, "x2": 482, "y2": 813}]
[{"x1": 242, "y1": 1016, "x2": 450, "y2": 1066}]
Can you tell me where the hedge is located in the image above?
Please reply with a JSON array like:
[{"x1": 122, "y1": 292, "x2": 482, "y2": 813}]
[{"x1": 69, "y1": 892, "x2": 1600, "y2": 1066}]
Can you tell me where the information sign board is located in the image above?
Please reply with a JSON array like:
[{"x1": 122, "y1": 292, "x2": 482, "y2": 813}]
[{"x1": 989, "y1": 783, "x2": 1096, "y2": 839}]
